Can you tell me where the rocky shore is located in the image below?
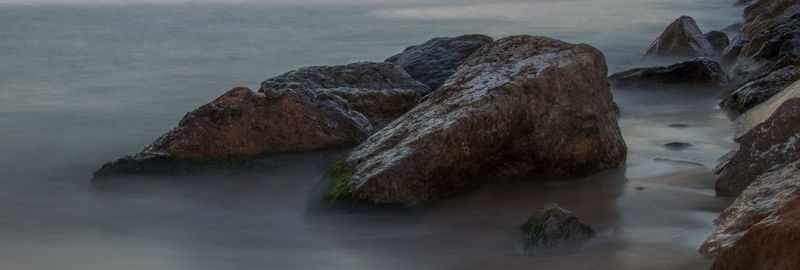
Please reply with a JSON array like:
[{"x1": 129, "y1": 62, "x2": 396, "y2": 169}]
[{"x1": 91, "y1": 0, "x2": 800, "y2": 267}]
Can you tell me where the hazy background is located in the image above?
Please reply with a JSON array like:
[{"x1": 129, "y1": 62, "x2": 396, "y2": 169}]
[{"x1": 1, "y1": 1, "x2": 740, "y2": 269}]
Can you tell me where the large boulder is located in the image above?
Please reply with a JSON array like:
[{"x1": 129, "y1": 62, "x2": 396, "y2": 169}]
[
  {"x1": 721, "y1": 66, "x2": 800, "y2": 113},
  {"x1": 325, "y1": 36, "x2": 627, "y2": 204},
  {"x1": 727, "y1": 2, "x2": 800, "y2": 80},
  {"x1": 701, "y1": 160, "x2": 800, "y2": 269},
  {"x1": 93, "y1": 62, "x2": 429, "y2": 178},
  {"x1": 608, "y1": 57, "x2": 729, "y2": 88},
  {"x1": 644, "y1": 16, "x2": 715, "y2": 58},
  {"x1": 715, "y1": 79, "x2": 800, "y2": 196},
  {"x1": 518, "y1": 203, "x2": 597, "y2": 254},
  {"x1": 385, "y1": 34, "x2": 493, "y2": 92}
]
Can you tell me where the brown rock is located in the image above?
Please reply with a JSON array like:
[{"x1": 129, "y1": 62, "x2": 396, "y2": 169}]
[
  {"x1": 701, "y1": 161, "x2": 800, "y2": 270},
  {"x1": 93, "y1": 62, "x2": 429, "y2": 178},
  {"x1": 701, "y1": 160, "x2": 800, "y2": 255},
  {"x1": 327, "y1": 36, "x2": 626, "y2": 204},
  {"x1": 644, "y1": 16, "x2": 715, "y2": 58},
  {"x1": 715, "y1": 80, "x2": 800, "y2": 196}
]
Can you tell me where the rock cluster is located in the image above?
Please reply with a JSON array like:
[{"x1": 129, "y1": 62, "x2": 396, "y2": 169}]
[
  {"x1": 94, "y1": 62, "x2": 428, "y2": 178},
  {"x1": 715, "y1": 73, "x2": 800, "y2": 197},
  {"x1": 326, "y1": 36, "x2": 626, "y2": 204}
]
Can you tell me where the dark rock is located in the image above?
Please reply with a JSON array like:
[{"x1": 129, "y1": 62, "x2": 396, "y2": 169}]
[
  {"x1": 721, "y1": 66, "x2": 800, "y2": 113},
  {"x1": 701, "y1": 160, "x2": 800, "y2": 270},
  {"x1": 518, "y1": 203, "x2": 597, "y2": 254},
  {"x1": 327, "y1": 35, "x2": 627, "y2": 204},
  {"x1": 94, "y1": 62, "x2": 429, "y2": 178},
  {"x1": 729, "y1": 2, "x2": 800, "y2": 80},
  {"x1": 385, "y1": 34, "x2": 493, "y2": 92},
  {"x1": 669, "y1": 123, "x2": 690, "y2": 128},
  {"x1": 663, "y1": 142, "x2": 693, "y2": 150},
  {"x1": 705, "y1": 31, "x2": 731, "y2": 55},
  {"x1": 715, "y1": 80, "x2": 800, "y2": 196},
  {"x1": 609, "y1": 57, "x2": 730, "y2": 88},
  {"x1": 644, "y1": 16, "x2": 715, "y2": 58}
]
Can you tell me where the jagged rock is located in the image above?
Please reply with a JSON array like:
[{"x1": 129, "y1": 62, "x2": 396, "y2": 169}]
[
  {"x1": 93, "y1": 62, "x2": 429, "y2": 178},
  {"x1": 728, "y1": 2, "x2": 800, "y2": 80},
  {"x1": 644, "y1": 16, "x2": 715, "y2": 58},
  {"x1": 326, "y1": 36, "x2": 626, "y2": 204},
  {"x1": 701, "y1": 161, "x2": 800, "y2": 269},
  {"x1": 518, "y1": 203, "x2": 597, "y2": 254},
  {"x1": 385, "y1": 34, "x2": 493, "y2": 92},
  {"x1": 721, "y1": 66, "x2": 800, "y2": 113},
  {"x1": 705, "y1": 31, "x2": 731, "y2": 55},
  {"x1": 715, "y1": 80, "x2": 800, "y2": 196},
  {"x1": 608, "y1": 57, "x2": 729, "y2": 88}
]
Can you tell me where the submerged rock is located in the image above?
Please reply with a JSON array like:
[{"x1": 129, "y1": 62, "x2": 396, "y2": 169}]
[
  {"x1": 663, "y1": 142, "x2": 693, "y2": 150},
  {"x1": 385, "y1": 34, "x2": 493, "y2": 92},
  {"x1": 327, "y1": 35, "x2": 626, "y2": 204},
  {"x1": 608, "y1": 57, "x2": 729, "y2": 88},
  {"x1": 644, "y1": 16, "x2": 715, "y2": 58},
  {"x1": 701, "y1": 161, "x2": 800, "y2": 270},
  {"x1": 94, "y1": 62, "x2": 429, "y2": 178},
  {"x1": 721, "y1": 66, "x2": 800, "y2": 113},
  {"x1": 715, "y1": 80, "x2": 800, "y2": 196},
  {"x1": 518, "y1": 203, "x2": 597, "y2": 254}
]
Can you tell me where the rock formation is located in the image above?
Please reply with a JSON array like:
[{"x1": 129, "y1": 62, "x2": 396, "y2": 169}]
[
  {"x1": 726, "y1": 1, "x2": 800, "y2": 80},
  {"x1": 94, "y1": 62, "x2": 429, "y2": 178},
  {"x1": 715, "y1": 80, "x2": 800, "y2": 196},
  {"x1": 644, "y1": 16, "x2": 715, "y2": 58},
  {"x1": 609, "y1": 57, "x2": 729, "y2": 88},
  {"x1": 518, "y1": 203, "x2": 597, "y2": 254},
  {"x1": 326, "y1": 35, "x2": 626, "y2": 204},
  {"x1": 721, "y1": 66, "x2": 800, "y2": 113},
  {"x1": 701, "y1": 160, "x2": 800, "y2": 270},
  {"x1": 385, "y1": 34, "x2": 493, "y2": 92}
]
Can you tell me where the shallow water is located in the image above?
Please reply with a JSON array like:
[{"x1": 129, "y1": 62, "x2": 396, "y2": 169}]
[{"x1": 1, "y1": 0, "x2": 741, "y2": 269}]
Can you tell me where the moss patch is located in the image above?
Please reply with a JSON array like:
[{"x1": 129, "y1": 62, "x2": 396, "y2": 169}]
[{"x1": 326, "y1": 159, "x2": 354, "y2": 202}]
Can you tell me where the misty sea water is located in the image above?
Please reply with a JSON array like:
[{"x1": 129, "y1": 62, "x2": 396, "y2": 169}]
[{"x1": 1, "y1": 1, "x2": 742, "y2": 269}]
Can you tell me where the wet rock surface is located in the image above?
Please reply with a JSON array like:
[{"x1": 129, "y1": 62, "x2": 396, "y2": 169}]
[
  {"x1": 721, "y1": 65, "x2": 800, "y2": 113},
  {"x1": 94, "y1": 62, "x2": 428, "y2": 178},
  {"x1": 518, "y1": 203, "x2": 597, "y2": 254},
  {"x1": 702, "y1": 160, "x2": 800, "y2": 256},
  {"x1": 715, "y1": 80, "x2": 800, "y2": 196},
  {"x1": 385, "y1": 34, "x2": 493, "y2": 92},
  {"x1": 702, "y1": 161, "x2": 800, "y2": 270},
  {"x1": 644, "y1": 16, "x2": 715, "y2": 58},
  {"x1": 609, "y1": 57, "x2": 729, "y2": 88},
  {"x1": 728, "y1": 2, "x2": 800, "y2": 80},
  {"x1": 328, "y1": 35, "x2": 626, "y2": 204}
]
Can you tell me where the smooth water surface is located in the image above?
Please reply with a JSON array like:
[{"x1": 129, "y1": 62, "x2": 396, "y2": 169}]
[{"x1": 1, "y1": 1, "x2": 741, "y2": 269}]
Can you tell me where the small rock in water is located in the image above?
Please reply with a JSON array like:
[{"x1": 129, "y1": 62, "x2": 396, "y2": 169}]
[
  {"x1": 663, "y1": 141, "x2": 693, "y2": 150},
  {"x1": 669, "y1": 123, "x2": 690, "y2": 128},
  {"x1": 635, "y1": 186, "x2": 645, "y2": 191},
  {"x1": 518, "y1": 203, "x2": 597, "y2": 254}
]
